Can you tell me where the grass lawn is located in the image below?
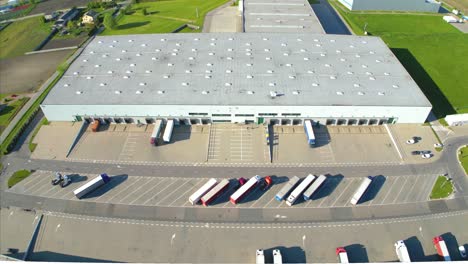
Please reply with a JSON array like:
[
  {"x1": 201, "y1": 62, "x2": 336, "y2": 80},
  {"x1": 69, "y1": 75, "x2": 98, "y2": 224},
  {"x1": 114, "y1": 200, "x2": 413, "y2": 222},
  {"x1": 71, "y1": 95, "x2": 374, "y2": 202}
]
[
  {"x1": 330, "y1": 0, "x2": 468, "y2": 118},
  {"x1": 29, "y1": 118, "x2": 49, "y2": 153},
  {"x1": 0, "y1": 17, "x2": 53, "y2": 59},
  {"x1": 0, "y1": 97, "x2": 29, "y2": 134},
  {"x1": 459, "y1": 146, "x2": 468, "y2": 175},
  {"x1": 430, "y1": 175, "x2": 454, "y2": 199},
  {"x1": 8, "y1": 169, "x2": 32, "y2": 188},
  {"x1": 101, "y1": 0, "x2": 229, "y2": 35}
]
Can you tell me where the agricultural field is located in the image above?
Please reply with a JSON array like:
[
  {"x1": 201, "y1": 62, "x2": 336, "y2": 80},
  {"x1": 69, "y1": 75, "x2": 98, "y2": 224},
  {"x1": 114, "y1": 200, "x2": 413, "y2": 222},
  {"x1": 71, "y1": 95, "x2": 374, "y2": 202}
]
[
  {"x1": 101, "y1": 0, "x2": 229, "y2": 35},
  {"x1": 0, "y1": 16, "x2": 52, "y2": 59},
  {"x1": 330, "y1": 0, "x2": 468, "y2": 118},
  {"x1": 0, "y1": 96, "x2": 29, "y2": 134}
]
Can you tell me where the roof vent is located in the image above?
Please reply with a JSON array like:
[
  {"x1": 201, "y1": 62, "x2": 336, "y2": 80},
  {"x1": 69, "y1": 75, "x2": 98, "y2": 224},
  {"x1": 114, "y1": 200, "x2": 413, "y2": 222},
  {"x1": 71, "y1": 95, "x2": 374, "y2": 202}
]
[
  {"x1": 157, "y1": 90, "x2": 165, "y2": 94},
  {"x1": 358, "y1": 91, "x2": 365, "y2": 95},
  {"x1": 226, "y1": 69, "x2": 232, "y2": 73},
  {"x1": 283, "y1": 53, "x2": 289, "y2": 56},
  {"x1": 136, "y1": 90, "x2": 143, "y2": 94},
  {"x1": 161, "y1": 38, "x2": 166, "y2": 41},
  {"x1": 292, "y1": 90, "x2": 300, "y2": 95},
  {"x1": 128, "y1": 39, "x2": 133, "y2": 42},
  {"x1": 281, "y1": 43, "x2": 287, "y2": 46},
  {"x1": 325, "y1": 64, "x2": 331, "y2": 67},
  {"x1": 116, "y1": 58, "x2": 121, "y2": 61},
  {"x1": 201, "y1": 90, "x2": 209, "y2": 94},
  {"x1": 393, "y1": 84, "x2": 399, "y2": 88},
  {"x1": 355, "y1": 54, "x2": 361, "y2": 58},
  {"x1": 171, "y1": 53, "x2": 177, "y2": 56},
  {"x1": 89, "y1": 51, "x2": 94, "y2": 54},
  {"x1": 145, "y1": 70, "x2": 152, "y2": 73},
  {"x1": 76, "y1": 91, "x2": 82, "y2": 94},
  {"x1": 100, "y1": 83, "x2": 106, "y2": 86},
  {"x1": 307, "y1": 70, "x2": 315, "y2": 74},
  {"x1": 210, "y1": 43, "x2": 216, "y2": 46},
  {"x1": 320, "y1": 53, "x2": 326, "y2": 57},
  {"x1": 115, "y1": 90, "x2": 122, "y2": 94},
  {"x1": 347, "y1": 71, "x2": 353, "y2": 75},
  {"x1": 189, "y1": 57, "x2": 194, "y2": 60},
  {"x1": 121, "y1": 50, "x2": 126, "y2": 53},
  {"x1": 285, "y1": 63, "x2": 292, "y2": 67},
  {"x1": 336, "y1": 91, "x2": 344, "y2": 95},
  {"x1": 378, "y1": 92, "x2": 385, "y2": 96},
  {"x1": 361, "y1": 65, "x2": 368, "y2": 68},
  {"x1": 63, "y1": 84, "x2": 70, "y2": 87},
  {"x1": 247, "y1": 90, "x2": 254, "y2": 95},
  {"x1": 109, "y1": 45, "x2": 114, "y2": 48},
  {"x1": 225, "y1": 83, "x2": 232, "y2": 86},
  {"x1": 95, "y1": 64, "x2": 101, "y2": 68},
  {"x1": 353, "y1": 83, "x2": 360, "y2": 87},
  {"x1": 267, "y1": 70, "x2": 274, "y2": 73},
  {"x1": 227, "y1": 57, "x2": 233, "y2": 60},
  {"x1": 182, "y1": 82, "x2": 189, "y2": 86},
  {"x1": 86, "y1": 76, "x2": 93, "y2": 79},
  {"x1": 209, "y1": 52, "x2": 215, "y2": 55},
  {"x1": 289, "y1": 75, "x2": 296, "y2": 79},
  {"x1": 205, "y1": 75, "x2": 212, "y2": 79},
  {"x1": 126, "y1": 70, "x2": 132, "y2": 73},
  {"x1": 168, "y1": 63, "x2": 174, "y2": 66},
  {"x1": 245, "y1": 42, "x2": 251, "y2": 46},
  {"x1": 246, "y1": 63, "x2": 252, "y2": 66},
  {"x1": 330, "y1": 75, "x2": 336, "y2": 79},
  {"x1": 176, "y1": 43, "x2": 181, "y2": 46},
  {"x1": 247, "y1": 75, "x2": 253, "y2": 79},
  {"x1": 139, "y1": 82, "x2": 146, "y2": 86},
  {"x1": 384, "y1": 72, "x2": 390, "y2": 76},
  {"x1": 207, "y1": 63, "x2": 213, "y2": 66},
  {"x1": 163, "y1": 74, "x2": 170, "y2": 78},
  {"x1": 297, "y1": 38, "x2": 302, "y2": 42},
  {"x1": 108, "y1": 70, "x2": 113, "y2": 74},
  {"x1": 155, "y1": 49, "x2": 161, "y2": 52},
  {"x1": 185, "y1": 70, "x2": 191, "y2": 73},
  {"x1": 270, "y1": 91, "x2": 277, "y2": 97},
  {"x1": 194, "y1": 38, "x2": 199, "y2": 41},
  {"x1": 264, "y1": 48, "x2": 270, "y2": 52},
  {"x1": 369, "y1": 76, "x2": 376, "y2": 80},
  {"x1": 266, "y1": 57, "x2": 271, "y2": 60},
  {"x1": 130, "y1": 63, "x2": 136, "y2": 67},
  {"x1": 269, "y1": 82, "x2": 276, "y2": 86},
  {"x1": 312, "y1": 83, "x2": 319, "y2": 87},
  {"x1": 82, "y1": 59, "x2": 87, "y2": 62},
  {"x1": 227, "y1": 48, "x2": 233, "y2": 51},
  {"x1": 73, "y1": 71, "x2": 79, "y2": 75},
  {"x1": 123, "y1": 76, "x2": 129, "y2": 79},
  {"x1": 228, "y1": 37, "x2": 234, "y2": 40},
  {"x1": 376, "y1": 59, "x2": 381, "y2": 63}
]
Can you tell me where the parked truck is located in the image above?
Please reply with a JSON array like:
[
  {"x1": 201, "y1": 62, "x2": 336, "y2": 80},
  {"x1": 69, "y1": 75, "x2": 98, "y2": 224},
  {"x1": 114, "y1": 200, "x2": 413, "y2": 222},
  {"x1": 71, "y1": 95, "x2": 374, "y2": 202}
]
[
  {"x1": 273, "y1": 249, "x2": 283, "y2": 264},
  {"x1": 336, "y1": 247, "x2": 349, "y2": 263},
  {"x1": 433, "y1": 236, "x2": 451, "y2": 261},
  {"x1": 394, "y1": 240, "x2": 411, "y2": 262},
  {"x1": 90, "y1": 120, "x2": 100, "y2": 132},
  {"x1": 256, "y1": 249, "x2": 265, "y2": 264},
  {"x1": 73, "y1": 173, "x2": 110, "y2": 199}
]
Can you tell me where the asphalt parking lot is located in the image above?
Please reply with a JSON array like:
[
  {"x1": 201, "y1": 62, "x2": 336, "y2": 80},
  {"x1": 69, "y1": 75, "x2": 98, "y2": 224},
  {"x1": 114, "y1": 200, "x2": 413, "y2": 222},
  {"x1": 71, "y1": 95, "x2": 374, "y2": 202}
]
[{"x1": 8, "y1": 171, "x2": 439, "y2": 209}]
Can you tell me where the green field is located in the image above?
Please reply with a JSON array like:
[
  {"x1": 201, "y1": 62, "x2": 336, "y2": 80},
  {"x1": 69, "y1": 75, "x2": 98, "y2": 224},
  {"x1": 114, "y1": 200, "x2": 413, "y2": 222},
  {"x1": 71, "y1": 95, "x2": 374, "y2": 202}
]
[
  {"x1": 430, "y1": 175, "x2": 454, "y2": 199},
  {"x1": 0, "y1": 97, "x2": 29, "y2": 134},
  {"x1": 330, "y1": 0, "x2": 468, "y2": 117},
  {"x1": 101, "y1": 0, "x2": 229, "y2": 35},
  {"x1": 0, "y1": 17, "x2": 52, "y2": 59},
  {"x1": 459, "y1": 146, "x2": 468, "y2": 175}
]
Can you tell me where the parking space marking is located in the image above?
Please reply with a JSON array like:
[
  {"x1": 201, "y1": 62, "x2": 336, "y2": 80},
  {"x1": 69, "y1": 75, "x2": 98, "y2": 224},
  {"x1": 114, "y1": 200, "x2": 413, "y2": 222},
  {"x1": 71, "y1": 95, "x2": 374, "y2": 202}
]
[
  {"x1": 27, "y1": 176, "x2": 57, "y2": 196},
  {"x1": 92, "y1": 177, "x2": 142, "y2": 202},
  {"x1": 116, "y1": 178, "x2": 157, "y2": 204},
  {"x1": 392, "y1": 176, "x2": 409, "y2": 204},
  {"x1": 402, "y1": 175, "x2": 422, "y2": 203},
  {"x1": 417, "y1": 174, "x2": 437, "y2": 201},
  {"x1": 128, "y1": 178, "x2": 171, "y2": 205},
  {"x1": 22, "y1": 173, "x2": 50, "y2": 194},
  {"x1": 102, "y1": 177, "x2": 145, "y2": 203},
  {"x1": 167, "y1": 179, "x2": 207, "y2": 206},
  {"x1": 375, "y1": 177, "x2": 398, "y2": 205},
  {"x1": 17, "y1": 172, "x2": 44, "y2": 189},
  {"x1": 155, "y1": 180, "x2": 195, "y2": 206},
  {"x1": 143, "y1": 180, "x2": 183, "y2": 205},
  {"x1": 329, "y1": 178, "x2": 356, "y2": 207}
]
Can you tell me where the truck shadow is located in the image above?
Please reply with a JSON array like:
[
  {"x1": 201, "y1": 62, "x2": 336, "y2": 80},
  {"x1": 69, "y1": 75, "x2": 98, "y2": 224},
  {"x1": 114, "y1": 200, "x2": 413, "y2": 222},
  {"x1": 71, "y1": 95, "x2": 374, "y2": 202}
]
[
  {"x1": 311, "y1": 174, "x2": 344, "y2": 200},
  {"x1": 68, "y1": 174, "x2": 88, "y2": 185},
  {"x1": 359, "y1": 175, "x2": 386, "y2": 204},
  {"x1": 263, "y1": 246, "x2": 306, "y2": 263},
  {"x1": 345, "y1": 244, "x2": 369, "y2": 263},
  {"x1": 209, "y1": 178, "x2": 240, "y2": 206},
  {"x1": 81, "y1": 174, "x2": 128, "y2": 199},
  {"x1": 405, "y1": 236, "x2": 437, "y2": 261},
  {"x1": 441, "y1": 232, "x2": 462, "y2": 260},
  {"x1": 161, "y1": 125, "x2": 192, "y2": 144}
]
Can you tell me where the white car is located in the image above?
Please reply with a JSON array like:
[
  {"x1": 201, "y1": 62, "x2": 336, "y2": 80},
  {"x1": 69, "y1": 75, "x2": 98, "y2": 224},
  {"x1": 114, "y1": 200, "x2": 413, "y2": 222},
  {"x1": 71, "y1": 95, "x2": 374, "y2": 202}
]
[
  {"x1": 406, "y1": 139, "x2": 416, "y2": 144},
  {"x1": 460, "y1": 245, "x2": 467, "y2": 258},
  {"x1": 421, "y1": 153, "x2": 432, "y2": 159},
  {"x1": 434, "y1": 143, "x2": 443, "y2": 148}
]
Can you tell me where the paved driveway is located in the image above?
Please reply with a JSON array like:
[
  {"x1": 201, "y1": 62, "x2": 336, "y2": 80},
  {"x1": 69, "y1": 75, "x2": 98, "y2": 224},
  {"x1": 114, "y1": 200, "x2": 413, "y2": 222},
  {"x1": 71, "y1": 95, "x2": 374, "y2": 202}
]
[{"x1": 311, "y1": 0, "x2": 351, "y2": 35}]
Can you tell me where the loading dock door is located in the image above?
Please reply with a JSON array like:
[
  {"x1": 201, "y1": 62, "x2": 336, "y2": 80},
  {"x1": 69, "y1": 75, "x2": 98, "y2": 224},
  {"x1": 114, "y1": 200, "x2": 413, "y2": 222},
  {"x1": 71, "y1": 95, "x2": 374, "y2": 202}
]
[
  {"x1": 75, "y1": 116, "x2": 82, "y2": 122},
  {"x1": 257, "y1": 117, "x2": 264, "y2": 124}
]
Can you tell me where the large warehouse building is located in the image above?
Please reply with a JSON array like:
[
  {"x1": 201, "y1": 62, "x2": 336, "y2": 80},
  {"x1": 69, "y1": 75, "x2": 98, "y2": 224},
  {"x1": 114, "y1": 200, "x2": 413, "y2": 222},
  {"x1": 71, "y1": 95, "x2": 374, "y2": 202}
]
[{"x1": 41, "y1": 33, "x2": 432, "y2": 125}]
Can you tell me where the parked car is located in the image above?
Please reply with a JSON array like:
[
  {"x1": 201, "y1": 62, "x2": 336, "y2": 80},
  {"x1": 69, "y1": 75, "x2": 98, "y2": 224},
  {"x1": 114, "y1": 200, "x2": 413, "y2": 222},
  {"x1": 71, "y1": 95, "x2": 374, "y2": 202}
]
[
  {"x1": 434, "y1": 143, "x2": 443, "y2": 148},
  {"x1": 421, "y1": 153, "x2": 433, "y2": 159},
  {"x1": 406, "y1": 138, "x2": 416, "y2": 144},
  {"x1": 60, "y1": 175, "x2": 71, "y2": 188},
  {"x1": 411, "y1": 150, "x2": 421, "y2": 155},
  {"x1": 51, "y1": 172, "x2": 63, "y2": 185},
  {"x1": 259, "y1": 176, "x2": 273, "y2": 191},
  {"x1": 421, "y1": 150, "x2": 432, "y2": 154},
  {"x1": 460, "y1": 245, "x2": 467, "y2": 259}
]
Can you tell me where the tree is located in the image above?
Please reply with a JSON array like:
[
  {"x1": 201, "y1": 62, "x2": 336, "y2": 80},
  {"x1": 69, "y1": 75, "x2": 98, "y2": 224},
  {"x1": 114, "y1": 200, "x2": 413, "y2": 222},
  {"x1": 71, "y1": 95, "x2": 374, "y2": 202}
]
[
  {"x1": 66, "y1": 20, "x2": 74, "y2": 30},
  {"x1": 141, "y1": 7, "x2": 147, "y2": 15},
  {"x1": 103, "y1": 13, "x2": 116, "y2": 30},
  {"x1": 39, "y1": 15, "x2": 45, "y2": 23}
]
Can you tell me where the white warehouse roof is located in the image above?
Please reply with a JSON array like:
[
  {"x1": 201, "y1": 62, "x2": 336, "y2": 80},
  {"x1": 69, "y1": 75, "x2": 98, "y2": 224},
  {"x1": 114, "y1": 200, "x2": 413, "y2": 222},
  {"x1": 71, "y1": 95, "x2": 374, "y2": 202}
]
[{"x1": 43, "y1": 33, "x2": 431, "y2": 108}]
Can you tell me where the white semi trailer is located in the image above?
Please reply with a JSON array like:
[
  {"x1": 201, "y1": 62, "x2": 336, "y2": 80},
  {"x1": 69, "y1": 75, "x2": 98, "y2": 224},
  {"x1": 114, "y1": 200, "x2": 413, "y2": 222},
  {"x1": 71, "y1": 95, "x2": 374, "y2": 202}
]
[{"x1": 73, "y1": 173, "x2": 110, "y2": 199}]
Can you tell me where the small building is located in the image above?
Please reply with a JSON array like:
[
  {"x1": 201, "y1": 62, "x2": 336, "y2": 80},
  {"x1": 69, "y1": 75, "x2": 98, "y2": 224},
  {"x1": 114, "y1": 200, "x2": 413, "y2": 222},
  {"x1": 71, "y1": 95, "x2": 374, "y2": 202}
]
[
  {"x1": 445, "y1": 114, "x2": 468, "y2": 126},
  {"x1": 337, "y1": 0, "x2": 441, "y2": 13},
  {"x1": 82, "y1": 10, "x2": 99, "y2": 24},
  {"x1": 54, "y1": 7, "x2": 80, "y2": 28}
]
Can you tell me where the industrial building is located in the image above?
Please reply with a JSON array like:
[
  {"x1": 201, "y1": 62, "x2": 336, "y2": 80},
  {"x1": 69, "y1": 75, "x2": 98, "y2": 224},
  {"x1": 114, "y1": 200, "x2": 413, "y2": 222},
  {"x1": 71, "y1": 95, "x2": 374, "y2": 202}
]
[
  {"x1": 337, "y1": 0, "x2": 441, "y2": 13},
  {"x1": 41, "y1": 33, "x2": 432, "y2": 125}
]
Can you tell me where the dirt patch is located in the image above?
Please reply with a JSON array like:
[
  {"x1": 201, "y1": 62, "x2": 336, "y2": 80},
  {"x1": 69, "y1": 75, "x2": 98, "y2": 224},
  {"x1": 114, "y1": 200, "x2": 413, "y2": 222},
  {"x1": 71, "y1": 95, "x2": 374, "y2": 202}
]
[
  {"x1": 0, "y1": 49, "x2": 74, "y2": 93},
  {"x1": 30, "y1": 0, "x2": 94, "y2": 15},
  {"x1": 42, "y1": 36, "x2": 86, "y2": 50}
]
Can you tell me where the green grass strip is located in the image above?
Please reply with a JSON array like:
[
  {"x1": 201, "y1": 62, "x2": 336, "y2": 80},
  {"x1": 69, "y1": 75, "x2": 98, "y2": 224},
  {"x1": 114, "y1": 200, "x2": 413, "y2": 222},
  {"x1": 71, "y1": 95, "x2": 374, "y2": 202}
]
[
  {"x1": 8, "y1": 169, "x2": 31, "y2": 188},
  {"x1": 430, "y1": 175, "x2": 454, "y2": 199},
  {"x1": 459, "y1": 146, "x2": 468, "y2": 175}
]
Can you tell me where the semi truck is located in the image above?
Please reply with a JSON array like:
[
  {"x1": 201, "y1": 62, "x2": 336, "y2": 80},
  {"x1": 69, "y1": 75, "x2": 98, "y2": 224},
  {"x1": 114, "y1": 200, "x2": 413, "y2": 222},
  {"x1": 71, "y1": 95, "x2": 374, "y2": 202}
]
[
  {"x1": 163, "y1": 119, "x2": 174, "y2": 143},
  {"x1": 73, "y1": 173, "x2": 110, "y2": 199},
  {"x1": 150, "y1": 120, "x2": 163, "y2": 145},
  {"x1": 336, "y1": 247, "x2": 349, "y2": 263},
  {"x1": 433, "y1": 236, "x2": 451, "y2": 261},
  {"x1": 256, "y1": 249, "x2": 265, "y2": 264},
  {"x1": 273, "y1": 249, "x2": 283, "y2": 264},
  {"x1": 394, "y1": 240, "x2": 411, "y2": 262},
  {"x1": 90, "y1": 120, "x2": 100, "y2": 132}
]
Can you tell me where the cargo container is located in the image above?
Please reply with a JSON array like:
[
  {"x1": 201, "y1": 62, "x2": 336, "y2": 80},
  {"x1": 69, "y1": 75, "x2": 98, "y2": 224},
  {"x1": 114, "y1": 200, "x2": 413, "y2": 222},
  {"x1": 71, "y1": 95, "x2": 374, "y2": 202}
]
[
  {"x1": 350, "y1": 176, "x2": 373, "y2": 205},
  {"x1": 303, "y1": 174, "x2": 327, "y2": 200},
  {"x1": 188, "y1": 178, "x2": 218, "y2": 205},
  {"x1": 395, "y1": 240, "x2": 411, "y2": 262},
  {"x1": 256, "y1": 249, "x2": 265, "y2": 264},
  {"x1": 201, "y1": 179, "x2": 229, "y2": 206},
  {"x1": 286, "y1": 174, "x2": 316, "y2": 206},
  {"x1": 150, "y1": 120, "x2": 163, "y2": 145},
  {"x1": 275, "y1": 176, "x2": 300, "y2": 201},
  {"x1": 230, "y1": 175, "x2": 260, "y2": 204},
  {"x1": 73, "y1": 173, "x2": 110, "y2": 199},
  {"x1": 336, "y1": 247, "x2": 349, "y2": 263},
  {"x1": 433, "y1": 236, "x2": 451, "y2": 261},
  {"x1": 273, "y1": 249, "x2": 283, "y2": 264},
  {"x1": 163, "y1": 120, "x2": 174, "y2": 143}
]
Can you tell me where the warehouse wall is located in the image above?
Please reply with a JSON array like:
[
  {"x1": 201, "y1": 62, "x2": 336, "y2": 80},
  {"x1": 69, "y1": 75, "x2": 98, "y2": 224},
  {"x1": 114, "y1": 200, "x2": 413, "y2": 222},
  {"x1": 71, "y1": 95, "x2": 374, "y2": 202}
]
[
  {"x1": 338, "y1": 0, "x2": 441, "y2": 12},
  {"x1": 40, "y1": 104, "x2": 432, "y2": 124}
]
